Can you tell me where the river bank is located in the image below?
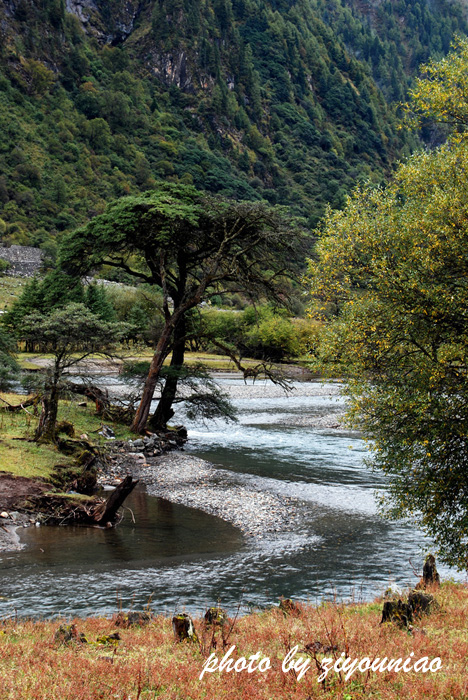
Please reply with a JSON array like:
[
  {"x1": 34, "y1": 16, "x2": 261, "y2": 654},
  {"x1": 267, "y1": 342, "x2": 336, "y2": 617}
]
[
  {"x1": 98, "y1": 379, "x2": 347, "y2": 539},
  {"x1": 0, "y1": 377, "x2": 347, "y2": 552},
  {"x1": 101, "y1": 450, "x2": 302, "y2": 538}
]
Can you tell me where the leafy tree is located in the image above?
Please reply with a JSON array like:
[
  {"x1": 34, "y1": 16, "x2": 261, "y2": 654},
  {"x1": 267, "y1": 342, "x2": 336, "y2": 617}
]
[
  {"x1": 19, "y1": 303, "x2": 125, "y2": 443},
  {"x1": 307, "y1": 40, "x2": 468, "y2": 569},
  {"x1": 21, "y1": 59, "x2": 55, "y2": 96},
  {"x1": 59, "y1": 183, "x2": 303, "y2": 432},
  {"x1": 406, "y1": 35, "x2": 468, "y2": 135},
  {"x1": 85, "y1": 282, "x2": 116, "y2": 321},
  {"x1": 4, "y1": 272, "x2": 117, "y2": 338}
]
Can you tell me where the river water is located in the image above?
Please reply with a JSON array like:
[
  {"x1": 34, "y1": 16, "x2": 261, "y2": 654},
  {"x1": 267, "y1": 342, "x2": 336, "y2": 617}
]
[{"x1": 0, "y1": 378, "x2": 460, "y2": 618}]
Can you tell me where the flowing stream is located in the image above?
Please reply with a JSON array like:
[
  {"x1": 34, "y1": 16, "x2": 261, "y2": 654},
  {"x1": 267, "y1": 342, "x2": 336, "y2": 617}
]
[{"x1": 0, "y1": 378, "x2": 460, "y2": 618}]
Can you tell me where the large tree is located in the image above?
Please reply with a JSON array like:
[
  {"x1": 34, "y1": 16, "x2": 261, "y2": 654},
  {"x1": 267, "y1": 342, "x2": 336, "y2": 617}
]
[
  {"x1": 59, "y1": 184, "x2": 303, "y2": 434},
  {"x1": 307, "y1": 39, "x2": 468, "y2": 569}
]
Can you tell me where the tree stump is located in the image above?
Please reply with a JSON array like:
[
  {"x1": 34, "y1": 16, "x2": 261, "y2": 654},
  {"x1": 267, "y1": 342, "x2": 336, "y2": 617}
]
[
  {"x1": 54, "y1": 623, "x2": 87, "y2": 645},
  {"x1": 279, "y1": 597, "x2": 301, "y2": 615},
  {"x1": 172, "y1": 614, "x2": 198, "y2": 643},
  {"x1": 380, "y1": 599, "x2": 413, "y2": 628},
  {"x1": 417, "y1": 554, "x2": 440, "y2": 589},
  {"x1": 204, "y1": 607, "x2": 228, "y2": 628},
  {"x1": 408, "y1": 591, "x2": 439, "y2": 618},
  {"x1": 115, "y1": 611, "x2": 153, "y2": 628}
]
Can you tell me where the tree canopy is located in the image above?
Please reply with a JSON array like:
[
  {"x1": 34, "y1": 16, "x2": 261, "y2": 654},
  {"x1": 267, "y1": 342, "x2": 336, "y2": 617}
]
[
  {"x1": 60, "y1": 183, "x2": 304, "y2": 432},
  {"x1": 20, "y1": 303, "x2": 126, "y2": 442},
  {"x1": 307, "y1": 38, "x2": 468, "y2": 569}
]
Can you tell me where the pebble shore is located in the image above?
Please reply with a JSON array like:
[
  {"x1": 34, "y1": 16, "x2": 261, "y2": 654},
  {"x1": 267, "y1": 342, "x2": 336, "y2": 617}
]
[{"x1": 101, "y1": 450, "x2": 300, "y2": 539}]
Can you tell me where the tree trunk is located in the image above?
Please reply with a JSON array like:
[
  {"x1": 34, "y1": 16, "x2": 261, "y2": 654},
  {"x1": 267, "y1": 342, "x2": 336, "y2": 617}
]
[
  {"x1": 91, "y1": 475, "x2": 139, "y2": 526},
  {"x1": 35, "y1": 384, "x2": 59, "y2": 443},
  {"x1": 149, "y1": 317, "x2": 186, "y2": 431},
  {"x1": 130, "y1": 321, "x2": 175, "y2": 433}
]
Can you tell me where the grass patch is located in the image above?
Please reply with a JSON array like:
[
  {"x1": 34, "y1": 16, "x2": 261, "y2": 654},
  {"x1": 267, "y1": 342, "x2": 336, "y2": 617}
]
[
  {"x1": 0, "y1": 276, "x2": 26, "y2": 310},
  {"x1": 0, "y1": 393, "x2": 133, "y2": 482},
  {"x1": 16, "y1": 349, "x2": 295, "y2": 373}
]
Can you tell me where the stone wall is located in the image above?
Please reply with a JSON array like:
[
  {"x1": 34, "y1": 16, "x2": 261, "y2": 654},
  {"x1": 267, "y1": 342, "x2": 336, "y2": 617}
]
[{"x1": 0, "y1": 245, "x2": 43, "y2": 277}]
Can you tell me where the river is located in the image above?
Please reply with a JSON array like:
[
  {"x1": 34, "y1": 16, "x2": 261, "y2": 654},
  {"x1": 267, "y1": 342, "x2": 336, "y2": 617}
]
[{"x1": 0, "y1": 378, "x2": 459, "y2": 618}]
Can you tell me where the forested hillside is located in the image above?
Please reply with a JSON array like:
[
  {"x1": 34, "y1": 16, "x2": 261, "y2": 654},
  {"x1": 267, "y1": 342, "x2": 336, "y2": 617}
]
[{"x1": 0, "y1": 0, "x2": 466, "y2": 254}]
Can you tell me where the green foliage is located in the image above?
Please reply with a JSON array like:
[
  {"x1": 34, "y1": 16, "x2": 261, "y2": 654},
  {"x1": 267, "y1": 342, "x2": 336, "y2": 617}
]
[
  {"x1": 407, "y1": 35, "x2": 468, "y2": 133},
  {"x1": 199, "y1": 305, "x2": 315, "y2": 361},
  {"x1": 3, "y1": 272, "x2": 116, "y2": 335},
  {"x1": 84, "y1": 283, "x2": 116, "y2": 321},
  {"x1": 0, "y1": 0, "x2": 455, "y2": 241},
  {"x1": 307, "y1": 40, "x2": 468, "y2": 569},
  {"x1": 0, "y1": 258, "x2": 10, "y2": 275},
  {"x1": 19, "y1": 302, "x2": 127, "y2": 441},
  {"x1": 59, "y1": 184, "x2": 301, "y2": 300},
  {"x1": 0, "y1": 327, "x2": 20, "y2": 390},
  {"x1": 20, "y1": 302, "x2": 125, "y2": 356}
]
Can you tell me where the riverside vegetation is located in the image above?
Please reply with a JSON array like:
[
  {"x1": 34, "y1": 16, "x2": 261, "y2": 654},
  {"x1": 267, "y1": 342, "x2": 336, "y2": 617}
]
[{"x1": 0, "y1": 580, "x2": 464, "y2": 699}]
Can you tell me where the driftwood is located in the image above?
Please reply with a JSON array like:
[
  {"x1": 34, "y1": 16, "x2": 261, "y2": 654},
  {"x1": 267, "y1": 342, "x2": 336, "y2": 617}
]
[
  {"x1": 28, "y1": 475, "x2": 138, "y2": 528},
  {"x1": 64, "y1": 381, "x2": 136, "y2": 423},
  {"x1": 90, "y1": 475, "x2": 139, "y2": 526}
]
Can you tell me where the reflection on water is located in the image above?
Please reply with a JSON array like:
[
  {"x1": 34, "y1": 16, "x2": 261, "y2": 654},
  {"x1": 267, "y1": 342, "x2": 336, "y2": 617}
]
[{"x1": 0, "y1": 379, "x2": 462, "y2": 618}]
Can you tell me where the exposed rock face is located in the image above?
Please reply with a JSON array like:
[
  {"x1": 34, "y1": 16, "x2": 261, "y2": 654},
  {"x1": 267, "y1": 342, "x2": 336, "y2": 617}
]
[
  {"x1": 65, "y1": 0, "x2": 143, "y2": 42},
  {"x1": 149, "y1": 50, "x2": 194, "y2": 90}
]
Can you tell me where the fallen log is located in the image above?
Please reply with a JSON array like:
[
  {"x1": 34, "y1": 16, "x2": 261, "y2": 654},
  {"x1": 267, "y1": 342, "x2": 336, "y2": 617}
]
[
  {"x1": 63, "y1": 381, "x2": 111, "y2": 414},
  {"x1": 0, "y1": 395, "x2": 38, "y2": 413},
  {"x1": 26, "y1": 476, "x2": 139, "y2": 528}
]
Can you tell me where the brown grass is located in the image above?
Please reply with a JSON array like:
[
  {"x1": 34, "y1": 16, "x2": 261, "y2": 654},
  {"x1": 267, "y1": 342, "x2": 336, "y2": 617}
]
[{"x1": 1, "y1": 581, "x2": 467, "y2": 699}]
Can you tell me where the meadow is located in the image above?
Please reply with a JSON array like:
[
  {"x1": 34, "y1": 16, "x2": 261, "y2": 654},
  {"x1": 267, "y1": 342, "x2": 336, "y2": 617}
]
[{"x1": 0, "y1": 581, "x2": 466, "y2": 699}]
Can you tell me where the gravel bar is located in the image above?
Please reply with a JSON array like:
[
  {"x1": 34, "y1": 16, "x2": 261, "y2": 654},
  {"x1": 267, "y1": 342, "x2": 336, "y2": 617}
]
[{"x1": 102, "y1": 451, "x2": 300, "y2": 539}]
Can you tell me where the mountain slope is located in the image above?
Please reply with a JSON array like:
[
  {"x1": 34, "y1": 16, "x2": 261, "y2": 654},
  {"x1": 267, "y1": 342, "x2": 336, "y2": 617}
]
[{"x1": 0, "y1": 0, "x2": 466, "y2": 253}]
